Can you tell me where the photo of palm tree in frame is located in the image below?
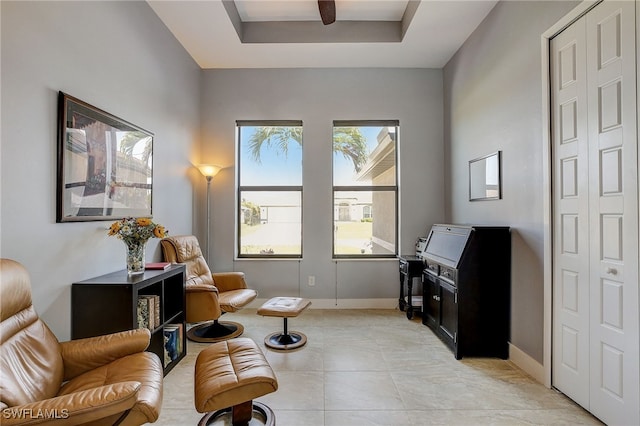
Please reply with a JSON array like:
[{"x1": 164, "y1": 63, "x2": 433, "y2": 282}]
[{"x1": 56, "y1": 92, "x2": 154, "y2": 222}]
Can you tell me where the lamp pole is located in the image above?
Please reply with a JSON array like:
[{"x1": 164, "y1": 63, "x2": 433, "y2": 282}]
[
  {"x1": 197, "y1": 164, "x2": 221, "y2": 265},
  {"x1": 205, "y1": 175, "x2": 212, "y2": 265}
]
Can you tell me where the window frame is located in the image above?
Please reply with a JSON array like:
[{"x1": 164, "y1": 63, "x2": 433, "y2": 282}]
[
  {"x1": 332, "y1": 120, "x2": 399, "y2": 259},
  {"x1": 236, "y1": 120, "x2": 303, "y2": 259}
]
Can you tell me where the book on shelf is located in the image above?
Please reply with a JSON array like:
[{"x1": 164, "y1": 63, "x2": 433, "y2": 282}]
[
  {"x1": 137, "y1": 295, "x2": 160, "y2": 331},
  {"x1": 148, "y1": 295, "x2": 160, "y2": 328},
  {"x1": 163, "y1": 324, "x2": 183, "y2": 364},
  {"x1": 137, "y1": 296, "x2": 153, "y2": 330},
  {"x1": 136, "y1": 297, "x2": 149, "y2": 330},
  {"x1": 145, "y1": 262, "x2": 171, "y2": 270},
  {"x1": 172, "y1": 324, "x2": 183, "y2": 356},
  {"x1": 147, "y1": 296, "x2": 156, "y2": 330},
  {"x1": 163, "y1": 333, "x2": 172, "y2": 366}
]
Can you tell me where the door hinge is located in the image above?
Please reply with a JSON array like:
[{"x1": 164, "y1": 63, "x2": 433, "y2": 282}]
[{"x1": 454, "y1": 292, "x2": 458, "y2": 304}]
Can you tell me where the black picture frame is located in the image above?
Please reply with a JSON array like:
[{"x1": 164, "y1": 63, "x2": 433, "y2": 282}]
[{"x1": 56, "y1": 92, "x2": 154, "y2": 222}]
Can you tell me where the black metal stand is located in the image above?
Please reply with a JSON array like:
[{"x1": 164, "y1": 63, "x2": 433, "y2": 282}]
[
  {"x1": 264, "y1": 317, "x2": 307, "y2": 350},
  {"x1": 188, "y1": 319, "x2": 244, "y2": 343},
  {"x1": 198, "y1": 401, "x2": 275, "y2": 426}
]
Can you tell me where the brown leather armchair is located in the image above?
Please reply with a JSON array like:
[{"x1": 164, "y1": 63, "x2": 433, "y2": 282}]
[
  {"x1": 0, "y1": 258, "x2": 163, "y2": 426},
  {"x1": 160, "y1": 235, "x2": 257, "y2": 342}
]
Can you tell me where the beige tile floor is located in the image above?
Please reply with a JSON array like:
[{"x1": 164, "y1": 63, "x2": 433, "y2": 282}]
[{"x1": 157, "y1": 309, "x2": 603, "y2": 426}]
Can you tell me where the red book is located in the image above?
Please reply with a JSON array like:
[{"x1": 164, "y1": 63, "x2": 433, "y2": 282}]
[{"x1": 145, "y1": 262, "x2": 171, "y2": 270}]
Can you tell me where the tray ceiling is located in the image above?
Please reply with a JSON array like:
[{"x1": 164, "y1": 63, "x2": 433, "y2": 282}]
[{"x1": 147, "y1": 0, "x2": 498, "y2": 69}]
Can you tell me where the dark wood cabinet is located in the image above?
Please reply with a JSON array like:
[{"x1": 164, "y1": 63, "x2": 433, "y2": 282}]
[
  {"x1": 423, "y1": 273, "x2": 440, "y2": 329},
  {"x1": 438, "y1": 279, "x2": 458, "y2": 349},
  {"x1": 72, "y1": 264, "x2": 186, "y2": 375},
  {"x1": 421, "y1": 225, "x2": 510, "y2": 359}
]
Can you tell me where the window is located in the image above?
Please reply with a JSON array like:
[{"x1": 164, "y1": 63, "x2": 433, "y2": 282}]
[
  {"x1": 332, "y1": 120, "x2": 398, "y2": 257},
  {"x1": 237, "y1": 121, "x2": 302, "y2": 257}
]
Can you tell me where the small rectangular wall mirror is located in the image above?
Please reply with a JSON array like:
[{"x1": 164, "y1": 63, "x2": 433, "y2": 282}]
[{"x1": 469, "y1": 151, "x2": 502, "y2": 201}]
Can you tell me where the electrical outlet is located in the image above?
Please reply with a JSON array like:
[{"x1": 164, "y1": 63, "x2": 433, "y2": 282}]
[{"x1": 308, "y1": 275, "x2": 316, "y2": 286}]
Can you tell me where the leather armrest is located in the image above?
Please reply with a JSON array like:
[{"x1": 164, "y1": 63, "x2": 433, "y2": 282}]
[
  {"x1": 186, "y1": 284, "x2": 219, "y2": 294},
  {"x1": 212, "y1": 272, "x2": 247, "y2": 292},
  {"x1": 0, "y1": 382, "x2": 140, "y2": 426},
  {"x1": 60, "y1": 329, "x2": 150, "y2": 381}
]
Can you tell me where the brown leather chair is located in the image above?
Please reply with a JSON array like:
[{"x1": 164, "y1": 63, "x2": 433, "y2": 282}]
[
  {"x1": 160, "y1": 235, "x2": 257, "y2": 342},
  {"x1": 0, "y1": 258, "x2": 163, "y2": 426}
]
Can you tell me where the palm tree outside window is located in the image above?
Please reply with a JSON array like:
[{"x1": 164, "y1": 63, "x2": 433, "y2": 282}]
[
  {"x1": 332, "y1": 120, "x2": 399, "y2": 257},
  {"x1": 236, "y1": 120, "x2": 396, "y2": 258},
  {"x1": 237, "y1": 121, "x2": 303, "y2": 257}
]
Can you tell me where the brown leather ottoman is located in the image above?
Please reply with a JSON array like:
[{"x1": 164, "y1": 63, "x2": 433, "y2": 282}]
[
  {"x1": 257, "y1": 297, "x2": 311, "y2": 350},
  {"x1": 194, "y1": 338, "x2": 278, "y2": 426}
]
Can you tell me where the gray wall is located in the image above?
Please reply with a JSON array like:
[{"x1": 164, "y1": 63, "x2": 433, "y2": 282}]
[
  {"x1": 0, "y1": 0, "x2": 581, "y2": 364},
  {"x1": 200, "y1": 68, "x2": 444, "y2": 302},
  {"x1": 1, "y1": 1, "x2": 201, "y2": 340},
  {"x1": 443, "y1": 0, "x2": 579, "y2": 362}
]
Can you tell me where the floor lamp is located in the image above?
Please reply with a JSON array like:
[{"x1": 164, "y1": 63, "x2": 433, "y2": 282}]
[{"x1": 197, "y1": 164, "x2": 221, "y2": 265}]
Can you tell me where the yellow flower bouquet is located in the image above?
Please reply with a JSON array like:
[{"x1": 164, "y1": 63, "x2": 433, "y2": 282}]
[{"x1": 108, "y1": 217, "x2": 168, "y2": 274}]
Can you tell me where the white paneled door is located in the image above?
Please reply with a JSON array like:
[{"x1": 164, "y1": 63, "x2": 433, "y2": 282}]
[
  {"x1": 551, "y1": 1, "x2": 639, "y2": 425},
  {"x1": 551, "y1": 13, "x2": 590, "y2": 410}
]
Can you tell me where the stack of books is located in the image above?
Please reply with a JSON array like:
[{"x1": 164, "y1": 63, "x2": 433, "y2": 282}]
[
  {"x1": 163, "y1": 324, "x2": 183, "y2": 365},
  {"x1": 136, "y1": 295, "x2": 161, "y2": 331}
]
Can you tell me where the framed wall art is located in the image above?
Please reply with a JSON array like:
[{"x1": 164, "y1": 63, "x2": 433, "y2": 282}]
[{"x1": 56, "y1": 92, "x2": 154, "y2": 222}]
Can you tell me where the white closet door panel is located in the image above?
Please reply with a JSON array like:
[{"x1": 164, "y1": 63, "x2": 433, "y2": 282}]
[
  {"x1": 586, "y1": 2, "x2": 639, "y2": 424},
  {"x1": 552, "y1": 3, "x2": 639, "y2": 423},
  {"x1": 551, "y1": 16, "x2": 591, "y2": 409}
]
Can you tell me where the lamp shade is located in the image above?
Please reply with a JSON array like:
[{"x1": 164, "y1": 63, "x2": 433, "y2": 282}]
[{"x1": 197, "y1": 164, "x2": 221, "y2": 178}]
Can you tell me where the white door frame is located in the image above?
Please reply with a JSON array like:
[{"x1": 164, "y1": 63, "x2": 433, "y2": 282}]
[{"x1": 540, "y1": 0, "x2": 601, "y2": 389}]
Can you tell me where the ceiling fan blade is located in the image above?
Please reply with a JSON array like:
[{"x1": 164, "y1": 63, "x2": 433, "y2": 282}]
[{"x1": 318, "y1": 0, "x2": 336, "y2": 25}]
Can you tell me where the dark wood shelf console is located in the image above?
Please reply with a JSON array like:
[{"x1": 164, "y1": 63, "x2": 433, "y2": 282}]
[{"x1": 71, "y1": 264, "x2": 186, "y2": 375}]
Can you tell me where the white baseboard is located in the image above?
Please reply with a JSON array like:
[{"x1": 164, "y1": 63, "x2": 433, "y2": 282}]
[
  {"x1": 248, "y1": 298, "x2": 398, "y2": 310},
  {"x1": 509, "y1": 342, "x2": 546, "y2": 385}
]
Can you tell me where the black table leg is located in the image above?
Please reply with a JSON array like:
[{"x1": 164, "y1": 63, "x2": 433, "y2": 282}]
[
  {"x1": 399, "y1": 270, "x2": 406, "y2": 311},
  {"x1": 406, "y1": 277, "x2": 414, "y2": 319}
]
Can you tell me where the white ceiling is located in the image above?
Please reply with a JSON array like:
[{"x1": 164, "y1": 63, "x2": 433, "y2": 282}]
[
  {"x1": 234, "y1": 1, "x2": 411, "y2": 21},
  {"x1": 147, "y1": 0, "x2": 498, "y2": 69}
]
